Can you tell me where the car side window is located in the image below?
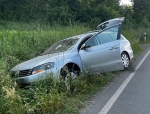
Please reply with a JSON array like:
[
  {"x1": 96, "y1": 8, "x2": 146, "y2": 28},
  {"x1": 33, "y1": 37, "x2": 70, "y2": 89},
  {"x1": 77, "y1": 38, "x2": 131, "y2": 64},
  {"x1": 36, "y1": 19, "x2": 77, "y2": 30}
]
[
  {"x1": 96, "y1": 25, "x2": 119, "y2": 44},
  {"x1": 96, "y1": 32, "x2": 113, "y2": 44},
  {"x1": 86, "y1": 36, "x2": 97, "y2": 48},
  {"x1": 108, "y1": 32, "x2": 118, "y2": 41}
]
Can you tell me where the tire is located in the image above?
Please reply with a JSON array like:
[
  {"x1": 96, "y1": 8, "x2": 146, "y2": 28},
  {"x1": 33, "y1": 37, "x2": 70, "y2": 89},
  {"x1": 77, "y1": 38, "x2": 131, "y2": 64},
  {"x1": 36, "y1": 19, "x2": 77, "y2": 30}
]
[
  {"x1": 121, "y1": 52, "x2": 130, "y2": 68},
  {"x1": 60, "y1": 66, "x2": 78, "y2": 91}
]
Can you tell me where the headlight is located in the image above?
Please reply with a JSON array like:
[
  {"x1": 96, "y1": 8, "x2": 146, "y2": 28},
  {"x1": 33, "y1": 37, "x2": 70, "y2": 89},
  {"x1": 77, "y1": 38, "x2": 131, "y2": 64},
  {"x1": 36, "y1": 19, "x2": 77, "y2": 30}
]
[{"x1": 32, "y1": 62, "x2": 55, "y2": 74}]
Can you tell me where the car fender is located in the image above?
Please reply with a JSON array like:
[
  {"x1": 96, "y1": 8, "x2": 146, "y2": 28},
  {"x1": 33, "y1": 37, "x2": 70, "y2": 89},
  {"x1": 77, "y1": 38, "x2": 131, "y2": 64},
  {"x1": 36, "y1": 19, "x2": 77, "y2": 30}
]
[{"x1": 61, "y1": 52, "x2": 83, "y2": 72}]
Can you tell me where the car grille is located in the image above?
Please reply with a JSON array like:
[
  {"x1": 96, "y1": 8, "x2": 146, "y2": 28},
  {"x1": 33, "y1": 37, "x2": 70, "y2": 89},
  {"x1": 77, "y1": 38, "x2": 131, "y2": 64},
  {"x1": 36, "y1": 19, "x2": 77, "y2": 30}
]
[
  {"x1": 19, "y1": 69, "x2": 33, "y2": 77},
  {"x1": 11, "y1": 69, "x2": 33, "y2": 78}
]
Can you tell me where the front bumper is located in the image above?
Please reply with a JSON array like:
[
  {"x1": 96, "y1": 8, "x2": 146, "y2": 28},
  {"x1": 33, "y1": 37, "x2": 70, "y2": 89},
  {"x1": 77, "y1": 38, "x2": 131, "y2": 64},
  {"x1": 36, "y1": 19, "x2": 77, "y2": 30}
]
[{"x1": 12, "y1": 69, "x2": 60, "y2": 84}]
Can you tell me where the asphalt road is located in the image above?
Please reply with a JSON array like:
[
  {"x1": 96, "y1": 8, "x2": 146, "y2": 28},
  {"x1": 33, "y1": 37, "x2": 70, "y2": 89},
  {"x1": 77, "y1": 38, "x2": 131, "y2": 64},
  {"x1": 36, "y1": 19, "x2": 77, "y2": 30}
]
[{"x1": 81, "y1": 44, "x2": 150, "y2": 114}]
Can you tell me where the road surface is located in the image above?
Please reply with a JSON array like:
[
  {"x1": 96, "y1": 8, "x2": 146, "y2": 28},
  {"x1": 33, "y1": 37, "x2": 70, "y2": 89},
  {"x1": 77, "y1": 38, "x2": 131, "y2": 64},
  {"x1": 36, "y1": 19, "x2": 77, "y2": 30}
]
[{"x1": 81, "y1": 44, "x2": 150, "y2": 114}]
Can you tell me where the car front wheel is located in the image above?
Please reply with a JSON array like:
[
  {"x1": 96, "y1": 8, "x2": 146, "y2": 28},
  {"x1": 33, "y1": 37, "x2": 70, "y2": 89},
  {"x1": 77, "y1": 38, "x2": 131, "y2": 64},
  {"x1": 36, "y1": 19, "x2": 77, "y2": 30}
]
[
  {"x1": 60, "y1": 66, "x2": 78, "y2": 91},
  {"x1": 121, "y1": 52, "x2": 130, "y2": 68}
]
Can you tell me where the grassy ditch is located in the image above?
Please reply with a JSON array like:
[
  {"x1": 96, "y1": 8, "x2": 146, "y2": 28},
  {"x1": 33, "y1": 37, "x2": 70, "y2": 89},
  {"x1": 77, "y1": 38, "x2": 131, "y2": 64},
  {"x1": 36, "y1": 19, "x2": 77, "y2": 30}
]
[{"x1": 0, "y1": 22, "x2": 149, "y2": 113}]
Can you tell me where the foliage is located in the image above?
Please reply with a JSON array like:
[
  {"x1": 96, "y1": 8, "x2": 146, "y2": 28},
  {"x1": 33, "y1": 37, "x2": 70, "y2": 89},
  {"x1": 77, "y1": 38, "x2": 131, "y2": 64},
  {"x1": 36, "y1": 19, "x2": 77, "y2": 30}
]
[
  {"x1": 133, "y1": 0, "x2": 150, "y2": 23},
  {"x1": 119, "y1": 6, "x2": 134, "y2": 28},
  {"x1": 0, "y1": 0, "x2": 120, "y2": 25},
  {"x1": 77, "y1": 4, "x2": 119, "y2": 28},
  {"x1": 0, "y1": 70, "x2": 115, "y2": 114},
  {"x1": 1, "y1": 0, "x2": 150, "y2": 28},
  {"x1": 118, "y1": 0, "x2": 150, "y2": 28}
]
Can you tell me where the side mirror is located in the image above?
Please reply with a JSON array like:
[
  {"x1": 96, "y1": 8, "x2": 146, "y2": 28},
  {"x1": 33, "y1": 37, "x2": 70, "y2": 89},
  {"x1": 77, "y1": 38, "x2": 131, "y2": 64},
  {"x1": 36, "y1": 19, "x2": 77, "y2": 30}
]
[{"x1": 80, "y1": 44, "x2": 86, "y2": 50}]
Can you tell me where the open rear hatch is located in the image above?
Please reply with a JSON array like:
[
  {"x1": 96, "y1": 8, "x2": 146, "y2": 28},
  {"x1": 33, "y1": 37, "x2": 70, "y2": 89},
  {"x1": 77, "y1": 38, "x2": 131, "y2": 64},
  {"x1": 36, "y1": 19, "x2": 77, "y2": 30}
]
[{"x1": 97, "y1": 17, "x2": 124, "y2": 30}]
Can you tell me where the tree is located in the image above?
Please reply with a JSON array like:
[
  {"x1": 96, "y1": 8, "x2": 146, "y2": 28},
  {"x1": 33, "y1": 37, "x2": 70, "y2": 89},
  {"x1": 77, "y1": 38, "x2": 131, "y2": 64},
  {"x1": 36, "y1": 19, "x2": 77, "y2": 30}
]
[
  {"x1": 0, "y1": 0, "x2": 120, "y2": 25},
  {"x1": 133, "y1": 0, "x2": 150, "y2": 23}
]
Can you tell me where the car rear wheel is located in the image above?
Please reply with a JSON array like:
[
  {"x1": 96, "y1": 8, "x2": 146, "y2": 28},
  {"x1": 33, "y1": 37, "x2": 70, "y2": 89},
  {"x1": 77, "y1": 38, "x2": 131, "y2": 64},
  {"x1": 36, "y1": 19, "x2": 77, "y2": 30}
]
[{"x1": 121, "y1": 52, "x2": 130, "y2": 68}]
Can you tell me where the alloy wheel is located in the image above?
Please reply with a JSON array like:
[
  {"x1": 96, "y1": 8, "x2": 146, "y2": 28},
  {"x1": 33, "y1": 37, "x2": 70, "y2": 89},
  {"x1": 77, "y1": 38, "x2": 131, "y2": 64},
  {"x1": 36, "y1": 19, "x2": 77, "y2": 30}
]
[{"x1": 121, "y1": 52, "x2": 130, "y2": 68}]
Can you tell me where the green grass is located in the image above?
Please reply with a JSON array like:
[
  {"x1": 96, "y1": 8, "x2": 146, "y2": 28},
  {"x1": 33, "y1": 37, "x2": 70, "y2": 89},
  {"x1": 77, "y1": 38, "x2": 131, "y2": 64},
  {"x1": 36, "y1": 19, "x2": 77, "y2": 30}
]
[
  {"x1": 0, "y1": 22, "x2": 90, "y2": 71},
  {"x1": 0, "y1": 21, "x2": 150, "y2": 114}
]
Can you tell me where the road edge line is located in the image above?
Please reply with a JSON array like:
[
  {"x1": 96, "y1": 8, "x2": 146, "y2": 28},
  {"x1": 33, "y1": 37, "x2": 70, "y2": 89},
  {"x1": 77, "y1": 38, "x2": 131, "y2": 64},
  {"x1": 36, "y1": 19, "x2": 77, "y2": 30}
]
[{"x1": 98, "y1": 49, "x2": 150, "y2": 114}]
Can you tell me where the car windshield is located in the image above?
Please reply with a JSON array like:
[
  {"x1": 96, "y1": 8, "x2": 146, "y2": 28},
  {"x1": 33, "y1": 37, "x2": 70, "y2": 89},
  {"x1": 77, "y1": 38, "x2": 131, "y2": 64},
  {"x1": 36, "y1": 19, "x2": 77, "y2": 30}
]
[{"x1": 41, "y1": 36, "x2": 81, "y2": 55}]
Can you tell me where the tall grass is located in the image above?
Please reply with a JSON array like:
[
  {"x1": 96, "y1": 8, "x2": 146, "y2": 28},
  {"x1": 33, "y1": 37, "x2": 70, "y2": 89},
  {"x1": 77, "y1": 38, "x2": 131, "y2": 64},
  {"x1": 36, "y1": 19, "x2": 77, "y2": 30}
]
[
  {"x1": 0, "y1": 22, "x2": 90, "y2": 71},
  {"x1": 0, "y1": 21, "x2": 150, "y2": 113}
]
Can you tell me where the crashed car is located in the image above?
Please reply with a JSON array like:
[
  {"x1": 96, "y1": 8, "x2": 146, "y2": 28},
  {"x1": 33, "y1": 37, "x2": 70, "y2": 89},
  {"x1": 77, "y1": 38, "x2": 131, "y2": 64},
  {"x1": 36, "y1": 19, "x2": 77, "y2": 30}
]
[{"x1": 10, "y1": 17, "x2": 134, "y2": 84}]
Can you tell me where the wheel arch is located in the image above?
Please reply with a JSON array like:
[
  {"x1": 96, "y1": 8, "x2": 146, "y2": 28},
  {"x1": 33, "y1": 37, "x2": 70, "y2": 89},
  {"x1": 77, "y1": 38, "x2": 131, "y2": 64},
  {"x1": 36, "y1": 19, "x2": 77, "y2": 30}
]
[{"x1": 60, "y1": 62, "x2": 81, "y2": 75}]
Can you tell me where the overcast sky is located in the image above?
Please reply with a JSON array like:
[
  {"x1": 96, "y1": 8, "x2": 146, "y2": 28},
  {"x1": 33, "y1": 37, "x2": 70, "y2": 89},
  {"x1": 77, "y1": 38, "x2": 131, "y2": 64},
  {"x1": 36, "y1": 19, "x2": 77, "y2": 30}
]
[{"x1": 120, "y1": 0, "x2": 132, "y2": 5}]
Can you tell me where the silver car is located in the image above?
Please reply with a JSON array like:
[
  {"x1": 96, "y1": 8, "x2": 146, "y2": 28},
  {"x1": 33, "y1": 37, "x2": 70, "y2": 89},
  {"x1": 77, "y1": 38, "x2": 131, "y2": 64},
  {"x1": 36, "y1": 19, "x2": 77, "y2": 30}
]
[{"x1": 10, "y1": 17, "x2": 133, "y2": 84}]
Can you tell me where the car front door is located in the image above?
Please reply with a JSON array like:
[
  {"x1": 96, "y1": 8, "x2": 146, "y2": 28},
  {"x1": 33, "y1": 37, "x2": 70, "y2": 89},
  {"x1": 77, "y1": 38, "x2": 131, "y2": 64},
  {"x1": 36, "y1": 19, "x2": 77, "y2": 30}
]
[{"x1": 79, "y1": 24, "x2": 123, "y2": 73}]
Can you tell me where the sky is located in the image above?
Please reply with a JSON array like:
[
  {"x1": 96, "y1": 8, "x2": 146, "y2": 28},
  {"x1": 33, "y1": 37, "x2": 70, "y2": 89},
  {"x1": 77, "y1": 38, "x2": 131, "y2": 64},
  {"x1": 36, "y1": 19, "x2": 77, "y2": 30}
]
[{"x1": 120, "y1": 0, "x2": 132, "y2": 5}]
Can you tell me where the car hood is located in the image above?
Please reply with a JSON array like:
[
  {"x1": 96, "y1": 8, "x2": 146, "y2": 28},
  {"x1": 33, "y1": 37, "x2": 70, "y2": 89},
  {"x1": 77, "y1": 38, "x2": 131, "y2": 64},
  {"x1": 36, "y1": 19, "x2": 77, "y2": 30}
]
[{"x1": 11, "y1": 53, "x2": 63, "y2": 71}]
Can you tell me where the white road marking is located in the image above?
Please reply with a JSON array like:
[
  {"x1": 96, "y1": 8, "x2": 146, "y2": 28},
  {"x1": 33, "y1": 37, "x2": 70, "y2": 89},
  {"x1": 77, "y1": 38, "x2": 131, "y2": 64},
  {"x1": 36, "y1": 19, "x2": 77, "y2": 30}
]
[{"x1": 98, "y1": 49, "x2": 150, "y2": 114}]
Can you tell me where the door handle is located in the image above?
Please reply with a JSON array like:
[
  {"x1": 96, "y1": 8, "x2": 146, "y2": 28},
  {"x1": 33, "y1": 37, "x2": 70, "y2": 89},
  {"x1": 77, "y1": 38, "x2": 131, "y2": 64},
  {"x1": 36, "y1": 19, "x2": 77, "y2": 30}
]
[
  {"x1": 109, "y1": 46, "x2": 118, "y2": 50},
  {"x1": 109, "y1": 47, "x2": 114, "y2": 50}
]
